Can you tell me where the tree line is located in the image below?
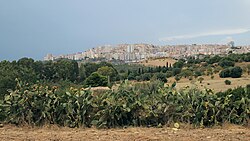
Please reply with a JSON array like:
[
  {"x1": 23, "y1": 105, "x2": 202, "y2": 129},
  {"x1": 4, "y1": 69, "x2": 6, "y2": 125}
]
[{"x1": 1, "y1": 53, "x2": 250, "y2": 99}]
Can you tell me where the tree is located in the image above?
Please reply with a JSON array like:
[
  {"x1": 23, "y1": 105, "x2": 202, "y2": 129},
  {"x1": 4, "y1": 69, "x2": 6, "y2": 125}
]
[
  {"x1": 219, "y1": 66, "x2": 243, "y2": 78},
  {"x1": 0, "y1": 62, "x2": 17, "y2": 99},
  {"x1": 172, "y1": 68, "x2": 181, "y2": 76},
  {"x1": 206, "y1": 68, "x2": 213, "y2": 76},
  {"x1": 193, "y1": 70, "x2": 202, "y2": 78},
  {"x1": 218, "y1": 60, "x2": 235, "y2": 68},
  {"x1": 247, "y1": 64, "x2": 250, "y2": 75},
  {"x1": 97, "y1": 66, "x2": 118, "y2": 81},
  {"x1": 230, "y1": 66, "x2": 243, "y2": 78},
  {"x1": 41, "y1": 61, "x2": 57, "y2": 81},
  {"x1": 166, "y1": 71, "x2": 173, "y2": 78},
  {"x1": 153, "y1": 72, "x2": 168, "y2": 83},
  {"x1": 173, "y1": 60, "x2": 184, "y2": 68},
  {"x1": 83, "y1": 63, "x2": 99, "y2": 77},
  {"x1": 180, "y1": 69, "x2": 193, "y2": 78},
  {"x1": 79, "y1": 64, "x2": 87, "y2": 82},
  {"x1": 219, "y1": 68, "x2": 231, "y2": 78},
  {"x1": 174, "y1": 75, "x2": 181, "y2": 82},
  {"x1": 141, "y1": 73, "x2": 152, "y2": 81},
  {"x1": 17, "y1": 57, "x2": 35, "y2": 69},
  {"x1": 85, "y1": 72, "x2": 108, "y2": 87},
  {"x1": 56, "y1": 59, "x2": 79, "y2": 82},
  {"x1": 207, "y1": 55, "x2": 222, "y2": 64},
  {"x1": 224, "y1": 80, "x2": 231, "y2": 85}
]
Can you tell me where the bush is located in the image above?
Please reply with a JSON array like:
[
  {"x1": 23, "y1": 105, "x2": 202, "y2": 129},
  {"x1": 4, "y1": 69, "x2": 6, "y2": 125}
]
[
  {"x1": 219, "y1": 66, "x2": 243, "y2": 78},
  {"x1": 219, "y1": 68, "x2": 231, "y2": 78},
  {"x1": 224, "y1": 80, "x2": 231, "y2": 85},
  {"x1": 230, "y1": 66, "x2": 243, "y2": 78},
  {"x1": 211, "y1": 75, "x2": 214, "y2": 79},
  {"x1": 141, "y1": 73, "x2": 152, "y2": 81},
  {"x1": 219, "y1": 60, "x2": 235, "y2": 68},
  {"x1": 194, "y1": 71, "x2": 202, "y2": 77},
  {"x1": 198, "y1": 77, "x2": 204, "y2": 83},
  {"x1": 172, "y1": 68, "x2": 181, "y2": 76},
  {"x1": 154, "y1": 72, "x2": 168, "y2": 83},
  {"x1": 175, "y1": 75, "x2": 181, "y2": 82}
]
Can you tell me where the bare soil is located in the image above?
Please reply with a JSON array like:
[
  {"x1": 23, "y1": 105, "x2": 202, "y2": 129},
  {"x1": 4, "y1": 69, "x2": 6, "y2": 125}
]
[{"x1": 0, "y1": 124, "x2": 250, "y2": 141}]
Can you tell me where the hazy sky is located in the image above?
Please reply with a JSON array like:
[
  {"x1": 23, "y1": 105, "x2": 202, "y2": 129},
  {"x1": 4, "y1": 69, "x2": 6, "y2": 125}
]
[{"x1": 0, "y1": 0, "x2": 250, "y2": 60}]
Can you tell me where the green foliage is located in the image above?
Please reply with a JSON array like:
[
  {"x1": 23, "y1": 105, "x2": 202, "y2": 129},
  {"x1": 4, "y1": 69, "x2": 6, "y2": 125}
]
[
  {"x1": 180, "y1": 69, "x2": 193, "y2": 78},
  {"x1": 55, "y1": 59, "x2": 79, "y2": 82},
  {"x1": 172, "y1": 68, "x2": 181, "y2": 76},
  {"x1": 207, "y1": 55, "x2": 222, "y2": 64},
  {"x1": 219, "y1": 68, "x2": 231, "y2": 78},
  {"x1": 153, "y1": 72, "x2": 168, "y2": 83},
  {"x1": 219, "y1": 67, "x2": 243, "y2": 78},
  {"x1": 141, "y1": 73, "x2": 152, "y2": 81},
  {"x1": 218, "y1": 60, "x2": 235, "y2": 68},
  {"x1": 0, "y1": 80, "x2": 249, "y2": 128},
  {"x1": 85, "y1": 72, "x2": 108, "y2": 87},
  {"x1": 97, "y1": 66, "x2": 118, "y2": 81},
  {"x1": 174, "y1": 75, "x2": 181, "y2": 82},
  {"x1": 230, "y1": 66, "x2": 243, "y2": 78},
  {"x1": 173, "y1": 60, "x2": 185, "y2": 68},
  {"x1": 224, "y1": 80, "x2": 231, "y2": 85}
]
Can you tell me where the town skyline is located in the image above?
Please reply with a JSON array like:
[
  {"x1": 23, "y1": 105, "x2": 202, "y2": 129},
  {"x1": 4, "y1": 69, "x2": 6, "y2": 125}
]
[{"x1": 44, "y1": 43, "x2": 250, "y2": 62}]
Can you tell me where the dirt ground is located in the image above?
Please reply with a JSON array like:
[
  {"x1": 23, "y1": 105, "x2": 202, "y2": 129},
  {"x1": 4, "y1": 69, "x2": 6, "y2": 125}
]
[{"x1": 0, "y1": 124, "x2": 250, "y2": 141}]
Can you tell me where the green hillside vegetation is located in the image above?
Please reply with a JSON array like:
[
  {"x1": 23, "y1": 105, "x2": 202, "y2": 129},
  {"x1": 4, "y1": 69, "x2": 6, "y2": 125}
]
[{"x1": 0, "y1": 53, "x2": 250, "y2": 128}]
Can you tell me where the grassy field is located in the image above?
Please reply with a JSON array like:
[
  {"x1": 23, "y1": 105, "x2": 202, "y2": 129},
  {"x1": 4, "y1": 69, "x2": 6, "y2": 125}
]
[
  {"x1": 139, "y1": 58, "x2": 177, "y2": 67},
  {"x1": 137, "y1": 60, "x2": 250, "y2": 92},
  {"x1": 167, "y1": 73, "x2": 250, "y2": 93}
]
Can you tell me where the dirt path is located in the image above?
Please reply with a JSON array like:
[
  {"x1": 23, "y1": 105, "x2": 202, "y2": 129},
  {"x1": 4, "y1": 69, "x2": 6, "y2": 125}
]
[{"x1": 0, "y1": 124, "x2": 250, "y2": 141}]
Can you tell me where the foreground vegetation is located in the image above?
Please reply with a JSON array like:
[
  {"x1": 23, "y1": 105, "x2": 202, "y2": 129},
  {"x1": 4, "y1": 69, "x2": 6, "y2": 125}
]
[{"x1": 0, "y1": 80, "x2": 249, "y2": 128}]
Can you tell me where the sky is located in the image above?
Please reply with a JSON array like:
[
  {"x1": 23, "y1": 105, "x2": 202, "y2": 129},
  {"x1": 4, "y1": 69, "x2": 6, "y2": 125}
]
[{"x1": 0, "y1": 0, "x2": 250, "y2": 60}]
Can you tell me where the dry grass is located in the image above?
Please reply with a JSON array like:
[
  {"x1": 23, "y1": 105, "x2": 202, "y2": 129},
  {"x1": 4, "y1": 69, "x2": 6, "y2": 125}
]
[
  {"x1": 167, "y1": 73, "x2": 250, "y2": 92},
  {"x1": 139, "y1": 58, "x2": 177, "y2": 67}
]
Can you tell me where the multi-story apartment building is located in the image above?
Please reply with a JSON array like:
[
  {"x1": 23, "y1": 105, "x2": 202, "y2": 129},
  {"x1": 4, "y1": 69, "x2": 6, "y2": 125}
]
[{"x1": 44, "y1": 44, "x2": 250, "y2": 62}]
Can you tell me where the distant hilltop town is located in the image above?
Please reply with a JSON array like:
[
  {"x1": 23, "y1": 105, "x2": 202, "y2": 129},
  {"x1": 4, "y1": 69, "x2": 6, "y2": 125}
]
[{"x1": 44, "y1": 43, "x2": 250, "y2": 62}]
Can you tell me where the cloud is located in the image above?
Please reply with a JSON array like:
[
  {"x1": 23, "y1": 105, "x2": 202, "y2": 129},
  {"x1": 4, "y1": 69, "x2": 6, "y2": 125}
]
[{"x1": 159, "y1": 28, "x2": 250, "y2": 42}]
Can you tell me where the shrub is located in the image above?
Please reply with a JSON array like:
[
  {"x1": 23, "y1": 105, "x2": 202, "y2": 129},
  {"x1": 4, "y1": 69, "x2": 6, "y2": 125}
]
[
  {"x1": 175, "y1": 75, "x2": 181, "y2": 82},
  {"x1": 219, "y1": 67, "x2": 243, "y2": 78},
  {"x1": 211, "y1": 75, "x2": 214, "y2": 79},
  {"x1": 172, "y1": 68, "x2": 181, "y2": 76},
  {"x1": 230, "y1": 66, "x2": 243, "y2": 78},
  {"x1": 141, "y1": 73, "x2": 152, "y2": 81},
  {"x1": 154, "y1": 72, "x2": 168, "y2": 83},
  {"x1": 219, "y1": 68, "x2": 231, "y2": 78},
  {"x1": 224, "y1": 80, "x2": 231, "y2": 85},
  {"x1": 219, "y1": 60, "x2": 235, "y2": 68},
  {"x1": 198, "y1": 77, "x2": 204, "y2": 83}
]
